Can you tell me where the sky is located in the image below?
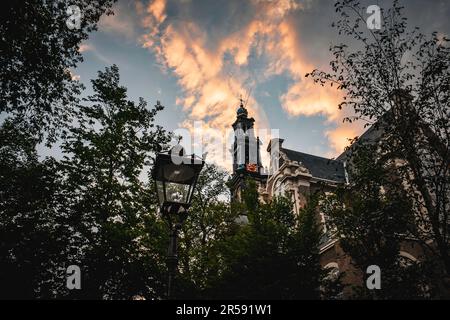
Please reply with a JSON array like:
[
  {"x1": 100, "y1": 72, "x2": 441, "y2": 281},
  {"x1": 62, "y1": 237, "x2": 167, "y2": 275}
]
[{"x1": 71, "y1": 0, "x2": 450, "y2": 171}]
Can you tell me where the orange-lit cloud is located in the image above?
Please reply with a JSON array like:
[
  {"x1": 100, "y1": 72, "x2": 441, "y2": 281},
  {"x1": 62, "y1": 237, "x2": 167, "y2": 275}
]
[
  {"x1": 139, "y1": 0, "x2": 362, "y2": 167},
  {"x1": 325, "y1": 124, "x2": 359, "y2": 158}
]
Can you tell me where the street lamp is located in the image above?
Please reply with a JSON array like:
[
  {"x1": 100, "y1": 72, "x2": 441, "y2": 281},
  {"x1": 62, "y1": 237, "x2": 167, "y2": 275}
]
[{"x1": 152, "y1": 145, "x2": 204, "y2": 299}]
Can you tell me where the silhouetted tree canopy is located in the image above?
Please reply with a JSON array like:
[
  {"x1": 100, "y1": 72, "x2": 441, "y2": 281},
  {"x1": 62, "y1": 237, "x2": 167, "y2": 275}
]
[
  {"x1": 309, "y1": 0, "x2": 450, "y2": 284},
  {"x1": 1, "y1": 0, "x2": 448, "y2": 300},
  {"x1": 1, "y1": 0, "x2": 115, "y2": 143}
]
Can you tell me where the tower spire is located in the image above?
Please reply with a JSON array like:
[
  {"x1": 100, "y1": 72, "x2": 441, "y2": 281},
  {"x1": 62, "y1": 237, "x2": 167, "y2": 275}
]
[
  {"x1": 230, "y1": 98, "x2": 266, "y2": 202},
  {"x1": 236, "y1": 96, "x2": 248, "y2": 118}
]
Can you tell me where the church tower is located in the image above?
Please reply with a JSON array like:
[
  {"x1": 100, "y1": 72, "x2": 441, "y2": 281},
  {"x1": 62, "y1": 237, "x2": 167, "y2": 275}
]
[{"x1": 229, "y1": 100, "x2": 267, "y2": 201}]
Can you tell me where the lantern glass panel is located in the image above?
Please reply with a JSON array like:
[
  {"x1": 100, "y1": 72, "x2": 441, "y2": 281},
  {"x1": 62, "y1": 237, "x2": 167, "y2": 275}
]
[
  {"x1": 163, "y1": 163, "x2": 195, "y2": 184},
  {"x1": 165, "y1": 181, "x2": 190, "y2": 204},
  {"x1": 156, "y1": 180, "x2": 165, "y2": 205}
]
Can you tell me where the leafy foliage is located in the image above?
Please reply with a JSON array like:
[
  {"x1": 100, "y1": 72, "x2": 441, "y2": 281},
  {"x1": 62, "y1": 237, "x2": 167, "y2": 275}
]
[
  {"x1": 203, "y1": 180, "x2": 325, "y2": 299},
  {"x1": 321, "y1": 144, "x2": 436, "y2": 299},
  {"x1": 160, "y1": 164, "x2": 234, "y2": 298},
  {"x1": 59, "y1": 65, "x2": 170, "y2": 299},
  {"x1": 0, "y1": 122, "x2": 70, "y2": 298},
  {"x1": 1, "y1": 0, "x2": 115, "y2": 143},
  {"x1": 309, "y1": 0, "x2": 450, "y2": 281}
]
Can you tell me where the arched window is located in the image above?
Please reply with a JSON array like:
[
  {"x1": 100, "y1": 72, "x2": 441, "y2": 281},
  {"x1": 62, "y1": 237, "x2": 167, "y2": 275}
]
[
  {"x1": 398, "y1": 251, "x2": 430, "y2": 297},
  {"x1": 273, "y1": 179, "x2": 285, "y2": 197},
  {"x1": 318, "y1": 192, "x2": 335, "y2": 234},
  {"x1": 319, "y1": 211, "x2": 327, "y2": 234},
  {"x1": 324, "y1": 262, "x2": 340, "y2": 279},
  {"x1": 322, "y1": 262, "x2": 342, "y2": 299},
  {"x1": 399, "y1": 251, "x2": 417, "y2": 267}
]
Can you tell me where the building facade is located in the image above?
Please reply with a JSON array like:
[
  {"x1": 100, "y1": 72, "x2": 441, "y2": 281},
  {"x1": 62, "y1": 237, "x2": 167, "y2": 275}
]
[{"x1": 228, "y1": 101, "x2": 424, "y2": 296}]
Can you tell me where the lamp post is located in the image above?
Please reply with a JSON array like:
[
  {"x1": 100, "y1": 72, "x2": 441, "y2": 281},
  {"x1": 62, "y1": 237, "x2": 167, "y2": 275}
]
[{"x1": 152, "y1": 145, "x2": 204, "y2": 299}]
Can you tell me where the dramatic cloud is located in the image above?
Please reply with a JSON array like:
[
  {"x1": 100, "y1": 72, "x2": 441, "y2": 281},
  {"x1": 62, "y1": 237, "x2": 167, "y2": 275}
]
[
  {"x1": 325, "y1": 124, "x2": 361, "y2": 158},
  {"x1": 139, "y1": 0, "x2": 361, "y2": 167}
]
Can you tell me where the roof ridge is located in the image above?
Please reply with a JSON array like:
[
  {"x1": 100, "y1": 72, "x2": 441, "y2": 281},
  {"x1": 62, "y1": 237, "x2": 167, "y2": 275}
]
[{"x1": 281, "y1": 147, "x2": 342, "y2": 162}]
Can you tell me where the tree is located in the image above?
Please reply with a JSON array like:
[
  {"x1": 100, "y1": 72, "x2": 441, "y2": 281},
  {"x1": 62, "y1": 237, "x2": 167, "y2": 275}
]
[
  {"x1": 206, "y1": 179, "x2": 326, "y2": 299},
  {"x1": 174, "y1": 163, "x2": 237, "y2": 298},
  {"x1": 320, "y1": 144, "x2": 436, "y2": 299},
  {"x1": 1, "y1": 0, "x2": 115, "y2": 143},
  {"x1": 0, "y1": 121, "x2": 70, "y2": 299},
  {"x1": 308, "y1": 0, "x2": 450, "y2": 279},
  {"x1": 60, "y1": 65, "x2": 170, "y2": 299}
]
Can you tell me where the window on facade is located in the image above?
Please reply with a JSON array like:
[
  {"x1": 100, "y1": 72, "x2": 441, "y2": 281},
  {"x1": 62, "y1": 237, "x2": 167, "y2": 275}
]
[
  {"x1": 398, "y1": 251, "x2": 417, "y2": 267},
  {"x1": 274, "y1": 179, "x2": 285, "y2": 197},
  {"x1": 318, "y1": 192, "x2": 338, "y2": 235},
  {"x1": 322, "y1": 262, "x2": 343, "y2": 299},
  {"x1": 319, "y1": 211, "x2": 328, "y2": 234}
]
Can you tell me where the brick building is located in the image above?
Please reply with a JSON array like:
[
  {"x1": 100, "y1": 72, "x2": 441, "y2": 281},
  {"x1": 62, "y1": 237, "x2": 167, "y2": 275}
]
[{"x1": 228, "y1": 100, "x2": 424, "y2": 297}]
